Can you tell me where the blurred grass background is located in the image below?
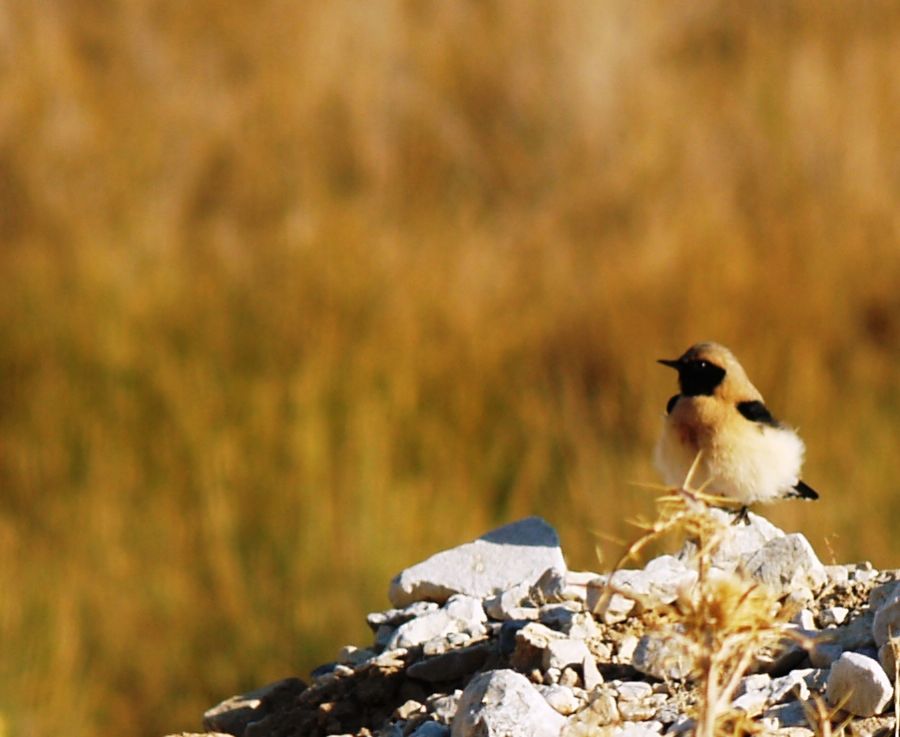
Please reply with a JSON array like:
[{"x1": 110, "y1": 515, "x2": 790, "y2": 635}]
[{"x1": 0, "y1": 1, "x2": 899, "y2": 735}]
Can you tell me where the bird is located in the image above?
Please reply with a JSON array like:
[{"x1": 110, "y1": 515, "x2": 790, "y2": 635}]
[{"x1": 654, "y1": 342, "x2": 818, "y2": 518}]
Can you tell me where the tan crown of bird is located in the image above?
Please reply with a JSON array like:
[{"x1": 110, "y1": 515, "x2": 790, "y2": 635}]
[{"x1": 654, "y1": 342, "x2": 818, "y2": 513}]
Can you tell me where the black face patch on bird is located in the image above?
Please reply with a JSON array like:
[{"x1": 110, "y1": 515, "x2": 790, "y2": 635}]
[{"x1": 658, "y1": 357, "x2": 726, "y2": 396}]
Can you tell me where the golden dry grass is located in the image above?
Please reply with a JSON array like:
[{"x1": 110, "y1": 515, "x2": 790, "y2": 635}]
[{"x1": 1, "y1": 2, "x2": 899, "y2": 735}]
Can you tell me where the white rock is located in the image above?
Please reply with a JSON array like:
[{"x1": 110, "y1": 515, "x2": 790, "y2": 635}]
[
  {"x1": 368, "y1": 648, "x2": 408, "y2": 669},
  {"x1": 873, "y1": 591, "x2": 900, "y2": 648},
  {"x1": 851, "y1": 562, "x2": 877, "y2": 583},
  {"x1": 547, "y1": 610, "x2": 599, "y2": 640},
  {"x1": 617, "y1": 634, "x2": 640, "y2": 663},
  {"x1": 761, "y1": 700, "x2": 810, "y2": 729},
  {"x1": 791, "y1": 609, "x2": 817, "y2": 630},
  {"x1": 731, "y1": 688, "x2": 769, "y2": 715},
  {"x1": 632, "y1": 631, "x2": 695, "y2": 681},
  {"x1": 732, "y1": 673, "x2": 771, "y2": 714},
  {"x1": 390, "y1": 517, "x2": 567, "y2": 607},
  {"x1": 445, "y1": 594, "x2": 488, "y2": 624},
  {"x1": 742, "y1": 533, "x2": 827, "y2": 593},
  {"x1": 484, "y1": 581, "x2": 536, "y2": 620},
  {"x1": 451, "y1": 669, "x2": 566, "y2": 737},
  {"x1": 607, "y1": 722, "x2": 664, "y2": 737},
  {"x1": 539, "y1": 603, "x2": 581, "y2": 630},
  {"x1": 562, "y1": 570, "x2": 606, "y2": 603},
  {"x1": 826, "y1": 652, "x2": 894, "y2": 716},
  {"x1": 387, "y1": 595, "x2": 487, "y2": 650},
  {"x1": 678, "y1": 509, "x2": 783, "y2": 572},
  {"x1": 514, "y1": 621, "x2": 565, "y2": 652},
  {"x1": 642, "y1": 555, "x2": 699, "y2": 603},
  {"x1": 768, "y1": 668, "x2": 816, "y2": 702},
  {"x1": 616, "y1": 681, "x2": 653, "y2": 700},
  {"x1": 428, "y1": 691, "x2": 463, "y2": 724},
  {"x1": 618, "y1": 694, "x2": 666, "y2": 722},
  {"x1": 582, "y1": 654, "x2": 603, "y2": 691},
  {"x1": 530, "y1": 568, "x2": 570, "y2": 604},
  {"x1": 820, "y1": 607, "x2": 849, "y2": 627},
  {"x1": 784, "y1": 587, "x2": 815, "y2": 608},
  {"x1": 825, "y1": 565, "x2": 852, "y2": 585},
  {"x1": 604, "y1": 557, "x2": 697, "y2": 611},
  {"x1": 395, "y1": 699, "x2": 426, "y2": 719},
  {"x1": 538, "y1": 684, "x2": 581, "y2": 715},
  {"x1": 590, "y1": 589, "x2": 635, "y2": 624},
  {"x1": 543, "y1": 639, "x2": 593, "y2": 671}
]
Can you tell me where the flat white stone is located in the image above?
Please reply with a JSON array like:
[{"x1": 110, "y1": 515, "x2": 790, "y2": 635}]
[
  {"x1": 390, "y1": 517, "x2": 567, "y2": 607},
  {"x1": 451, "y1": 669, "x2": 566, "y2": 737}
]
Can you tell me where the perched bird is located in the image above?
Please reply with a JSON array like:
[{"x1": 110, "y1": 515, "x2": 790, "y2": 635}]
[{"x1": 654, "y1": 342, "x2": 818, "y2": 515}]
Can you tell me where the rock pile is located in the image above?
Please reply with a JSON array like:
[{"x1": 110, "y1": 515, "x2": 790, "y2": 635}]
[{"x1": 171, "y1": 514, "x2": 900, "y2": 737}]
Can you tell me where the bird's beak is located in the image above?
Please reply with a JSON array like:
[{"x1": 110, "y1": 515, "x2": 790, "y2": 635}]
[{"x1": 657, "y1": 358, "x2": 681, "y2": 369}]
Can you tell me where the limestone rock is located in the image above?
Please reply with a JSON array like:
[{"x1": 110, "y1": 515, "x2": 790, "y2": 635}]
[
  {"x1": 387, "y1": 594, "x2": 487, "y2": 650},
  {"x1": 632, "y1": 631, "x2": 695, "y2": 681},
  {"x1": 543, "y1": 639, "x2": 592, "y2": 671},
  {"x1": 678, "y1": 509, "x2": 783, "y2": 572},
  {"x1": 742, "y1": 534, "x2": 827, "y2": 593},
  {"x1": 390, "y1": 517, "x2": 567, "y2": 607},
  {"x1": 826, "y1": 652, "x2": 893, "y2": 717},
  {"x1": 451, "y1": 669, "x2": 566, "y2": 737},
  {"x1": 606, "y1": 556, "x2": 697, "y2": 610},
  {"x1": 538, "y1": 684, "x2": 582, "y2": 715}
]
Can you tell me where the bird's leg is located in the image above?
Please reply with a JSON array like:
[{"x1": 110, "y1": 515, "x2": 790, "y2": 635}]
[{"x1": 732, "y1": 506, "x2": 751, "y2": 526}]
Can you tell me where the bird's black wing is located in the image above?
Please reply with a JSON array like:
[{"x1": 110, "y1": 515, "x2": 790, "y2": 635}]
[
  {"x1": 736, "y1": 400, "x2": 781, "y2": 427},
  {"x1": 666, "y1": 394, "x2": 680, "y2": 415}
]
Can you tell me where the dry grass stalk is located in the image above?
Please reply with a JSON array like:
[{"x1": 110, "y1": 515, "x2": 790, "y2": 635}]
[{"x1": 605, "y1": 454, "x2": 793, "y2": 737}]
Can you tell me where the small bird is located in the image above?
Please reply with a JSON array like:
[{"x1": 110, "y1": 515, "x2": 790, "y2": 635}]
[{"x1": 654, "y1": 342, "x2": 818, "y2": 515}]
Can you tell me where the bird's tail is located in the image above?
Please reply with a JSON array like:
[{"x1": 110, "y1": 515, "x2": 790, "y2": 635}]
[{"x1": 789, "y1": 480, "x2": 819, "y2": 500}]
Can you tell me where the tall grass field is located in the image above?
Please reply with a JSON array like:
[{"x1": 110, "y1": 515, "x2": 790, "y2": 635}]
[{"x1": 0, "y1": 2, "x2": 898, "y2": 735}]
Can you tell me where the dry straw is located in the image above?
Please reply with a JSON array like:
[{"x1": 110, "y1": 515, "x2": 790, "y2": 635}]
[{"x1": 601, "y1": 454, "x2": 797, "y2": 737}]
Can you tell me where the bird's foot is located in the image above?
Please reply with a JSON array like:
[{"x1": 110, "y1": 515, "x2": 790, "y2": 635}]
[{"x1": 732, "y1": 506, "x2": 751, "y2": 526}]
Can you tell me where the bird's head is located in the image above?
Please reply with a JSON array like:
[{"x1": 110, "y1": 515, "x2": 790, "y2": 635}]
[{"x1": 658, "y1": 342, "x2": 751, "y2": 397}]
